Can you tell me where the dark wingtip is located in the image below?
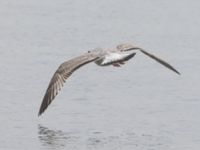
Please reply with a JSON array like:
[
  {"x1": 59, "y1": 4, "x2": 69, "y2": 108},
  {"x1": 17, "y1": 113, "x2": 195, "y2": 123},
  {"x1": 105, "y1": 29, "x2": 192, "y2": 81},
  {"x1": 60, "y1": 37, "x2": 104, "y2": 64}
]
[
  {"x1": 38, "y1": 98, "x2": 48, "y2": 117},
  {"x1": 175, "y1": 70, "x2": 181, "y2": 75},
  {"x1": 38, "y1": 111, "x2": 42, "y2": 117},
  {"x1": 38, "y1": 101, "x2": 49, "y2": 117},
  {"x1": 38, "y1": 108, "x2": 44, "y2": 117},
  {"x1": 167, "y1": 66, "x2": 181, "y2": 75}
]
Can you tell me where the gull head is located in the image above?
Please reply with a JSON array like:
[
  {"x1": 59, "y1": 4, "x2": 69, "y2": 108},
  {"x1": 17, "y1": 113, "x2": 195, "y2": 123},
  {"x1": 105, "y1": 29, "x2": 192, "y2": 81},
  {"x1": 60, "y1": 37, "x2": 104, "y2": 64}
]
[
  {"x1": 87, "y1": 48, "x2": 105, "y2": 55},
  {"x1": 117, "y1": 43, "x2": 141, "y2": 51}
]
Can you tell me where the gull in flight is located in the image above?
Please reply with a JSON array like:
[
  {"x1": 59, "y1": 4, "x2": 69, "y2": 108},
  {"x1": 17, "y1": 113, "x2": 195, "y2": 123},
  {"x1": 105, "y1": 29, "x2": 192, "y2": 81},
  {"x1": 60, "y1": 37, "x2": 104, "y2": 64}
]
[{"x1": 38, "y1": 43, "x2": 180, "y2": 116}]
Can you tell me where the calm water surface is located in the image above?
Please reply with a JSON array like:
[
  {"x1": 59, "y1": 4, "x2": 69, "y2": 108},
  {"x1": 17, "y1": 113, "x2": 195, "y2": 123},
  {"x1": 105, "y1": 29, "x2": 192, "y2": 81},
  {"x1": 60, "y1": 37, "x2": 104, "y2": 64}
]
[{"x1": 0, "y1": 0, "x2": 200, "y2": 149}]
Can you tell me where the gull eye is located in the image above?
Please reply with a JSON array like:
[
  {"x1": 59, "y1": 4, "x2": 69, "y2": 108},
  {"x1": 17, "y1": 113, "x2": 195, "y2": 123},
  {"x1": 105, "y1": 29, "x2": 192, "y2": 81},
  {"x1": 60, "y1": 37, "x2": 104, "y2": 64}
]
[{"x1": 120, "y1": 48, "x2": 125, "y2": 52}]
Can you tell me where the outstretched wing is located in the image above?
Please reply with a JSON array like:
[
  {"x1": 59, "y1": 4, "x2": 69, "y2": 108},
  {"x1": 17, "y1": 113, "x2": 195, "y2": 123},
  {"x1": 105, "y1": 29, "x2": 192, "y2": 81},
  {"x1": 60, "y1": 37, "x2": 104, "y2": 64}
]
[
  {"x1": 38, "y1": 53, "x2": 98, "y2": 116},
  {"x1": 139, "y1": 49, "x2": 180, "y2": 75},
  {"x1": 116, "y1": 43, "x2": 180, "y2": 75}
]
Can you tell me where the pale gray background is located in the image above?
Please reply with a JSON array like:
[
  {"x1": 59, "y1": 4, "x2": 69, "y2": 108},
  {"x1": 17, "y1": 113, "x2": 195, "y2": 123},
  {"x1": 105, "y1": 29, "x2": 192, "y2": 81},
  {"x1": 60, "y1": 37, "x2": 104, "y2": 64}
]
[{"x1": 0, "y1": 0, "x2": 199, "y2": 149}]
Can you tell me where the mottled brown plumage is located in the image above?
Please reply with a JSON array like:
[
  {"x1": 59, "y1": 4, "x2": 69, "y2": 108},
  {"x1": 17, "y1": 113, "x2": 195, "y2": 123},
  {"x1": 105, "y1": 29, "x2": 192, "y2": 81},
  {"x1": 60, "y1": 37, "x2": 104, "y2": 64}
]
[{"x1": 38, "y1": 44, "x2": 180, "y2": 116}]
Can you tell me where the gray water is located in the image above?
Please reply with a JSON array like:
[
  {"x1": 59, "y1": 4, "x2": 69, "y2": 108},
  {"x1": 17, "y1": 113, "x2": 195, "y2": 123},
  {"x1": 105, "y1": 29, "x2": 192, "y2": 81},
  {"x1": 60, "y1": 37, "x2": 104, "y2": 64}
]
[{"x1": 1, "y1": 0, "x2": 200, "y2": 149}]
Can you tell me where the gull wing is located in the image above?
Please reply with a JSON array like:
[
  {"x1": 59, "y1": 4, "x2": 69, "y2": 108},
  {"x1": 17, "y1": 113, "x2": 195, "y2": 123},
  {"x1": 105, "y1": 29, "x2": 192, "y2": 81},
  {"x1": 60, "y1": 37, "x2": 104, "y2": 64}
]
[
  {"x1": 139, "y1": 49, "x2": 180, "y2": 75},
  {"x1": 38, "y1": 54, "x2": 98, "y2": 116},
  {"x1": 116, "y1": 43, "x2": 180, "y2": 75}
]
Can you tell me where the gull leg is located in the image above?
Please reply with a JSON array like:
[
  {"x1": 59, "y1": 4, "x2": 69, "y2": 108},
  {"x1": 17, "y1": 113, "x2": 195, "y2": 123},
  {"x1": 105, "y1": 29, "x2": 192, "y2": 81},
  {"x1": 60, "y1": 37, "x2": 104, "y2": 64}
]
[
  {"x1": 119, "y1": 61, "x2": 125, "y2": 65},
  {"x1": 112, "y1": 63, "x2": 121, "y2": 67}
]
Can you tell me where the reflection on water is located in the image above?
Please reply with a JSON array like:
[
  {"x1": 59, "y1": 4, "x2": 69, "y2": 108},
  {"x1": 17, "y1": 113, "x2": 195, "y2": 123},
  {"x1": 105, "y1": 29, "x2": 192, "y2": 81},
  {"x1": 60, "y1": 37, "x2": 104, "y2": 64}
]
[
  {"x1": 37, "y1": 124, "x2": 167, "y2": 149},
  {"x1": 38, "y1": 124, "x2": 69, "y2": 149},
  {"x1": 37, "y1": 124, "x2": 110, "y2": 149}
]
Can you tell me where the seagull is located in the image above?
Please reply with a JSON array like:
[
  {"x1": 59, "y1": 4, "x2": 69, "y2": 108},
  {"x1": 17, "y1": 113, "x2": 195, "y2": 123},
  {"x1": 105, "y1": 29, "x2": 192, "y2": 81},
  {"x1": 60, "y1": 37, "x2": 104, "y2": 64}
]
[{"x1": 38, "y1": 43, "x2": 180, "y2": 116}]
